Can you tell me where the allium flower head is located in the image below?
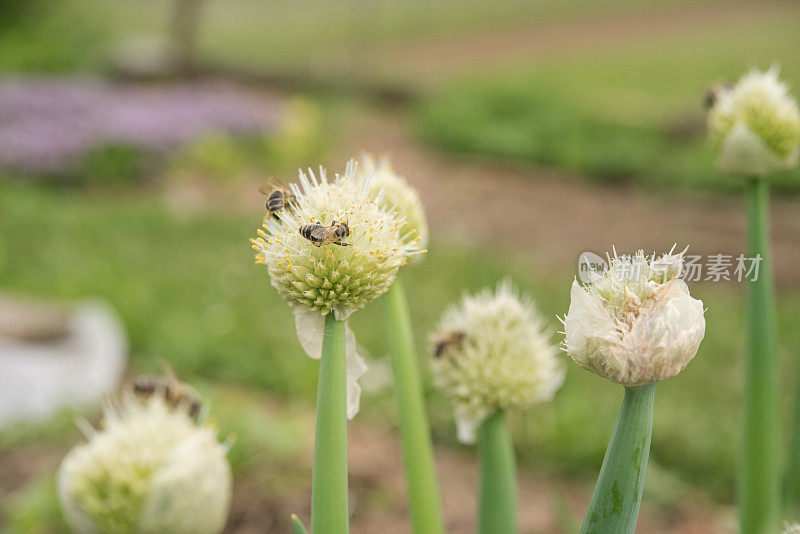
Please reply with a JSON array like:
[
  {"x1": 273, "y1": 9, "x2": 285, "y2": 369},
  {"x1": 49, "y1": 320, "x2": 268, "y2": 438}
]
[
  {"x1": 784, "y1": 522, "x2": 800, "y2": 534},
  {"x1": 430, "y1": 280, "x2": 564, "y2": 443},
  {"x1": 708, "y1": 66, "x2": 800, "y2": 175},
  {"x1": 251, "y1": 160, "x2": 423, "y2": 317},
  {"x1": 58, "y1": 391, "x2": 232, "y2": 534},
  {"x1": 358, "y1": 154, "x2": 430, "y2": 255},
  {"x1": 563, "y1": 247, "x2": 706, "y2": 387},
  {"x1": 251, "y1": 160, "x2": 423, "y2": 419}
]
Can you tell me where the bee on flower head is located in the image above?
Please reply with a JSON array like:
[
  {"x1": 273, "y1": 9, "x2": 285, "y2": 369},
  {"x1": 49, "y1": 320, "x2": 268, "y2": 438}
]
[
  {"x1": 703, "y1": 79, "x2": 733, "y2": 110},
  {"x1": 132, "y1": 364, "x2": 202, "y2": 420},
  {"x1": 433, "y1": 330, "x2": 466, "y2": 358},
  {"x1": 299, "y1": 220, "x2": 351, "y2": 247},
  {"x1": 258, "y1": 178, "x2": 298, "y2": 220}
]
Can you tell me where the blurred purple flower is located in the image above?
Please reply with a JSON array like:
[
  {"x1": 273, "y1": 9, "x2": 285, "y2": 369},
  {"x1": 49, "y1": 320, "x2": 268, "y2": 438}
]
[{"x1": 0, "y1": 77, "x2": 283, "y2": 175}]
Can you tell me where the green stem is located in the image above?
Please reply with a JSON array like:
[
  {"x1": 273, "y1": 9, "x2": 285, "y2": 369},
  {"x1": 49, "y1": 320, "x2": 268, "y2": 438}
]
[
  {"x1": 384, "y1": 279, "x2": 445, "y2": 534},
  {"x1": 478, "y1": 410, "x2": 517, "y2": 534},
  {"x1": 580, "y1": 384, "x2": 656, "y2": 534},
  {"x1": 311, "y1": 313, "x2": 349, "y2": 534},
  {"x1": 786, "y1": 362, "x2": 800, "y2": 510},
  {"x1": 741, "y1": 177, "x2": 780, "y2": 534}
]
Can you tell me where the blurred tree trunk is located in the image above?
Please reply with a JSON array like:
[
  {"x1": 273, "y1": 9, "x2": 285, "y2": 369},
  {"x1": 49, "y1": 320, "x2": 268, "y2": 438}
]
[{"x1": 170, "y1": 0, "x2": 203, "y2": 76}]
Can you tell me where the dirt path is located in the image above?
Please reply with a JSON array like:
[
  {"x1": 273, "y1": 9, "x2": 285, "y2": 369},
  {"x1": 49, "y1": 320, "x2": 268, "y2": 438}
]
[
  {"x1": 330, "y1": 108, "x2": 800, "y2": 289},
  {"x1": 367, "y1": 0, "x2": 800, "y2": 84}
]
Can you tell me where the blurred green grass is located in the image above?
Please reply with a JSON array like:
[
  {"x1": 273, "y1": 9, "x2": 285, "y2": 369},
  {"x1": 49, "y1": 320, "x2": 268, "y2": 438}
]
[
  {"x1": 416, "y1": 16, "x2": 800, "y2": 192},
  {"x1": 2, "y1": 178, "x2": 800, "y2": 507}
]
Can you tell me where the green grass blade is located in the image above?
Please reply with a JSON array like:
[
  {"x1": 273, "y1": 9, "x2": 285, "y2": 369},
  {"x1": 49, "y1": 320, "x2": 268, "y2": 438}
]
[
  {"x1": 384, "y1": 279, "x2": 445, "y2": 534},
  {"x1": 580, "y1": 384, "x2": 656, "y2": 534},
  {"x1": 478, "y1": 410, "x2": 517, "y2": 534},
  {"x1": 291, "y1": 514, "x2": 309, "y2": 534},
  {"x1": 741, "y1": 177, "x2": 780, "y2": 533},
  {"x1": 310, "y1": 313, "x2": 349, "y2": 534}
]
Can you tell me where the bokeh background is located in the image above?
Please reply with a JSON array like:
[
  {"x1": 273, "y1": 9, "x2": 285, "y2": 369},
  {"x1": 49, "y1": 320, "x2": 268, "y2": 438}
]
[{"x1": 2, "y1": 0, "x2": 800, "y2": 532}]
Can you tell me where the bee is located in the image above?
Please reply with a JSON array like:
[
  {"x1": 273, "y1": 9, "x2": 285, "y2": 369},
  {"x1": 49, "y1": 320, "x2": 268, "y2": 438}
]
[
  {"x1": 704, "y1": 80, "x2": 732, "y2": 110},
  {"x1": 299, "y1": 220, "x2": 352, "y2": 247},
  {"x1": 433, "y1": 330, "x2": 466, "y2": 358},
  {"x1": 132, "y1": 365, "x2": 202, "y2": 419},
  {"x1": 258, "y1": 178, "x2": 297, "y2": 220}
]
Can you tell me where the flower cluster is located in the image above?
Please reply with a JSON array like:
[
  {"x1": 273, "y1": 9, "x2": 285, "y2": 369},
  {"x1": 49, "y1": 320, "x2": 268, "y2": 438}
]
[
  {"x1": 58, "y1": 391, "x2": 232, "y2": 534},
  {"x1": 430, "y1": 280, "x2": 564, "y2": 443},
  {"x1": 563, "y1": 248, "x2": 706, "y2": 386},
  {"x1": 251, "y1": 160, "x2": 424, "y2": 418},
  {"x1": 251, "y1": 160, "x2": 423, "y2": 318},
  {"x1": 708, "y1": 66, "x2": 800, "y2": 176}
]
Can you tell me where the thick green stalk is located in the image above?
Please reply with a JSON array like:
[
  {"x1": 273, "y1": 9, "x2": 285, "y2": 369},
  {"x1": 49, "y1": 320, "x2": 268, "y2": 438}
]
[
  {"x1": 580, "y1": 384, "x2": 656, "y2": 534},
  {"x1": 478, "y1": 410, "x2": 517, "y2": 534},
  {"x1": 741, "y1": 177, "x2": 780, "y2": 534},
  {"x1": 311, "y1": 313, "x2": 349, "y2": 534},
  {"x1": 384, "y1": 279, "x2": 445, "y2": 534}
]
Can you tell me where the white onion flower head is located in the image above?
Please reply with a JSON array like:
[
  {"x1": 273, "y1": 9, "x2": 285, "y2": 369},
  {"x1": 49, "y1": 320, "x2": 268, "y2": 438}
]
[
  {"x1": 708, "y1": 66, "x2": 800, "y2": 176},
  {"x1": 358, "y1": 154, "x2": 429, "y2": 255},
  {"x1": 563, "y1": 248, "x2": 706, "y2": 387},
  {"x1": 58, "y1": 393, "x2": 232, "y2": 534},
  {"x1": 251, "y1": 161, "x2": 423, "y2": 418},
  {"x1": 784, "y1": 522, "x2": 800, "y2": 534},
  {"x1": 431, "y1": 280, "x2": 564, "y2": 444}
]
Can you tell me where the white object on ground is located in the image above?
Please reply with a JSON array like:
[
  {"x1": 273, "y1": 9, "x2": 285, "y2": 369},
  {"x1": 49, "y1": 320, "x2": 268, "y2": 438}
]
[{"x1": 0, "y1": 298, "x2": 127, "y2": 427}]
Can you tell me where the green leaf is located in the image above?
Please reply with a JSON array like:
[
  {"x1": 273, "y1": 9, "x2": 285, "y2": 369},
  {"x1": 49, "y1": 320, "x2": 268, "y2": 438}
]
[{"x1": 291, "y1": 514, "x2": 309, "y2": 534}]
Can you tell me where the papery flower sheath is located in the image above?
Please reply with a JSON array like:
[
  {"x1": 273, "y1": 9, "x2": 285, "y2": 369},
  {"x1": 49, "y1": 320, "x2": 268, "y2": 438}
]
[
  {"x1": 563, "y1": 248, "x2": 706, "y2": 386},
  {"x1": 58, "y1": 390, "x2": 232, "y2": 534},
  {"x1": 251, "y1": 160, "x2": 424, "y2": 418},
  {"x1": 430, "y1": 280, "x2": 564, "y2": 443},
  {"x1": 708, "y1": 66, "x2": 800, "y2": 176},
  {"x1": 358, "y1": 154, "x2": 430, "y2": 254}
]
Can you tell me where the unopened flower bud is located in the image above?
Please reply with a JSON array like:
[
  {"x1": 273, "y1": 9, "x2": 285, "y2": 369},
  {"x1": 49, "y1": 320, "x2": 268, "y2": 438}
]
[{"x1": 563, "y1": 248, "x2": 706, "y2": 386}]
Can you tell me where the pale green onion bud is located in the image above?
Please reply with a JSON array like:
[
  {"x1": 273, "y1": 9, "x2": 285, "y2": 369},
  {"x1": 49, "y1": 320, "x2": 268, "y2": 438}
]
[
  {"x1": 57, "y1": 393, "x2": 232, "y2": 534},
  {"x1": 563, "y1": 248, "x2": 706, "y2": 386},
  {"x1": 358, "y1": 154, "x2": 430, "y2": 255},
  {"x1": 430, "y1": 280, "x2": 564, "y2": 443},
  {"x1": 251, "y1": 161, "x2": 422, "y2": 418},
  {"x1": 708, "y1": 66, "x2": 800, "y2": 176}
]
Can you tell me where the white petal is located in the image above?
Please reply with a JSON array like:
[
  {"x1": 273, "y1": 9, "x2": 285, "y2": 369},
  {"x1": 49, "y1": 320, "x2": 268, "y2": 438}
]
[
  {"x1": 718, "y1": 122, "x2": 795, "y2": 176},
  {"x1": 293, "y1": 307, "x2": 367, "y2": 419},
  {"x1": 453, "y1": 406, "x2": 489, "y2": 445},
  {"x1": 294, "y1": 307, "x2": 324, "y2": 360},
  {"x1": 563, "y1": 280, "x2": 618, "y2": 369}
]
